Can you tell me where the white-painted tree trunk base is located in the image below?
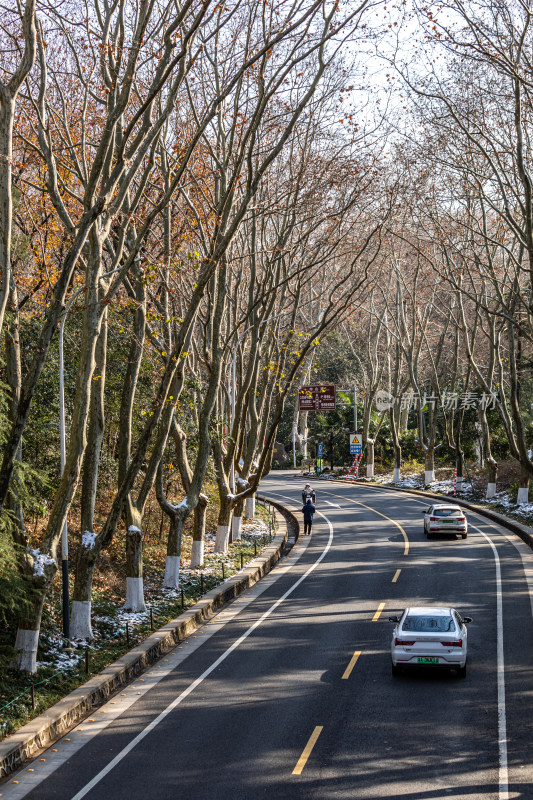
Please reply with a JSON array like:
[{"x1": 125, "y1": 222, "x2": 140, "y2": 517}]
[
  {"x1": 486, "y1": 482, "x2": 497, "y2": 499},
  {"x1": 244, "y1": 496, "x2": 255, "y2": 519},
  {"x1": 425, "y1": 470, "x2": 435, "y2": 484},
  {"x1": 366, "y1": 463, "x2": 374, "y2": 478},
  {"x1": 190, "y1": 540, "x2": 204, "y2": 568},
  {"x1": 232, "y1": 516, "x2": 242, "y2": 540},
  {"x1": 517, "y1": 487, "x2": 529, "y2": 505},
  {"x1": 70, "y1": 600, "x2": 93, "y2": 640},
  {"x1": 14, "y1": 628, "x2": 39, "y2": 673},
  {"x1": 214, "y1": 524, "x2": 230, "y2": 553},
  {"x1": 163, "y1": 556, "x2": 180, "y2": 589},
  {"x1": 393, "y1": 467, "x2": 401, "y2": 483},
  {"x1": 124, "y1": 577, "x2": 146, "y2": 612}
]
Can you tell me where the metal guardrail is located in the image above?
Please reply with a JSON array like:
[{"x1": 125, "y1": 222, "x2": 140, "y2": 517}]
[{"x1": 257, "y1": 494, "x2": 300, "y2": 543}]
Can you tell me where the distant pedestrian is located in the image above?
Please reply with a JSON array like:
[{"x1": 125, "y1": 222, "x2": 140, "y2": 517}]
[
  {"x1": 302, "y1": 483, "x2": 316, "y2": 505},
  {"x1": 301, "y1": 497, "x2": 316, "y2": 535}
]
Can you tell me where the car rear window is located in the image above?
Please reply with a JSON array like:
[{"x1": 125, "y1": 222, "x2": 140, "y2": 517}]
[
  {"x1": 402, "y1": 615, "x2": 456, "y2": 632},
  {"x1": 433, "y1": 508, "x2": 462, "y2": 517}
]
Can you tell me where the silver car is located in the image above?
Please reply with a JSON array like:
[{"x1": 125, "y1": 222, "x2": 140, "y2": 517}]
[
  {"x1": 390, "y1": 606, "x2": 472, "y2": 677},
  {"x1": 423, "y1": 504, "x2": 468, "y2": 539}
]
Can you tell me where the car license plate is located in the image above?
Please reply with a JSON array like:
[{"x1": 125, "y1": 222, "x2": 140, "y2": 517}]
[{"x1": 418, "y1": 657, "x2": 439, "y2": 664}]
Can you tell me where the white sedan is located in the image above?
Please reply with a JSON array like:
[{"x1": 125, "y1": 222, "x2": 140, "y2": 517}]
[
  {"x1": 423, "y1": 504, "x2": 468, "y2": 539},
  {"x1": 389, "y1": 606, "x2": 472, "y2": 677}
]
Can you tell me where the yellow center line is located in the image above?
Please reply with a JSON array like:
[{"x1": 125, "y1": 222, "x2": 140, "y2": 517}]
[
  {"x1": 372, "y1": 602, "x2": 385, "y2": 621},
  {"x1": 320, "y1": 491, "x2": 410, "y2": 556},
  {"x1": 292, "y1": 726, "x2": 323, "y2": 775},
  {"x1": 341, "y1": 650, "x2": 361, "y2": 679},
  {"x1": 392, "y1": 569, "x2": 401, "y2": 583}
]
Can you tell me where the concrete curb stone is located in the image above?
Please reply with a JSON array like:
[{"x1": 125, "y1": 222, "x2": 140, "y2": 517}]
[{"x1": 0, "y1": 506, "x2": 291, "y2": 780}]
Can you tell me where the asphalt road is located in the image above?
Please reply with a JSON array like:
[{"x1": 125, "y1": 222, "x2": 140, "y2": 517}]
[{"x1": 3, "y1": 472, "x2": 533, "y2": 800}]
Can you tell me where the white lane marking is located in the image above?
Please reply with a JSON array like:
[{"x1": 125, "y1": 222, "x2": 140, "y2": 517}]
[
  {"x1": 324, "y1": 500, "x2": 341, "y2": 508},
  {"x1": 2, "y1": 535, "x2": 316, "y2": 799},
  {"x1": 471, "y1": 524, "x2": 509, "y2": 800},
  {"x1": 70, "y1": 509, "x2": 334, "y2": 800}
]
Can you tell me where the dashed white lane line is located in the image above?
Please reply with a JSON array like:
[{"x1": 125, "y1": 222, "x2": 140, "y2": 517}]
[{"x1": 2, "y1": 522, "x2": 317, "y2": 799}]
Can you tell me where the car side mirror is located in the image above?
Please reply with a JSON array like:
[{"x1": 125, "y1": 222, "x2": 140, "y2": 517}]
[
  {"x1": 463, "y1": 616, "x2": 473, "y2": 624},
  {"x1": 388, "y1": 616, "x2": 400, "y2": 623}
]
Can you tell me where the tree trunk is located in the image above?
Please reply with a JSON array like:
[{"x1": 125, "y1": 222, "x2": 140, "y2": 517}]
[
  {"x1": 393, "y1": 444, "x2": 402, "y2": 483},
  {"x1": 70, "y1": 316, "x2": 107, "y2": 638},
  {"x1": 215, "y1": 495, "x2": 233, "y2": 553},
  {"x1": 456, "y1": 451, "x2": 464, "y2": 489},
  {"x1": 14, "y1": 594, "x2": 44, "y2": 673},
  {"x1": 13, "y1": 547, "x2": 55, "y2": 671},
  {"x1": 517, "y1": 461, "x2": 530, "y2": 505},
  {"x1": 71, "y1": 545, "x2": 98, "y2": 639},
  {"x1": 0, "y1": 94, "x2": 16, "y2": 339},
  {"x1": 190, "y1": 494, "x2": 207, "y2": 568},
  {"x1": 486, "y1": 458, "x2": 498, "y2": 499},
  {"x1": 232, "y1": 497, "x2": 244, "y2": 541},
  {"x1": 478, "y1": 405, "x2": 498, "y2": 499},
  {"x1": 244, "y1": 493, "x2": 256, "y2": 519},
  {"x1": 6, "y1": 278, "x2": 24, "y2": 535},
  {"x1": 389, "y1": 402, "x2": 402, "y2": 483},
  {"x1": 424, "y1": 446, "x2": 435, "y2": 485},
  {"x1": 366, "y1": 439, "x2": 375, "y2": 478},
  {"x1": 124, "y1": 506, "x2": 146, "y2": 611},
  {"x1": 163, "y1": 511, "x2": 186, "y2": 589}
]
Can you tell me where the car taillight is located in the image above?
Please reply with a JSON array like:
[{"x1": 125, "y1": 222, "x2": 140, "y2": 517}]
[
  {"x1": 441, "y1": 639, "x2": 463, "y2": 647},
  {"x1": 459, "y1": 517, "x2": 466, "y2": 522},
  {"x1": 395, "y1": 638, "x2": 415, "y2": 646},
  {"x1": 430, "y1": 517, "x2": 438, "y2": 521}
]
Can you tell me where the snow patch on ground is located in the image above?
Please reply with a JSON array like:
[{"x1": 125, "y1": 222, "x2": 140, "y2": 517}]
[
  {"x1": 35, "y1": 517, "x2": 271, "y2": 677},
  {"x1": 372, "y1": 471, "x2": 533, "y2": 523}
]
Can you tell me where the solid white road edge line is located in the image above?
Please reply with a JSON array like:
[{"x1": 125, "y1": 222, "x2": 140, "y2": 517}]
[
  {"x1": 471, "y1": 523, "x2": 509, "y2": 800},
  {"x1": 70, "y1": 509, "x2": 334, "y2": 800},
  {"x1": 2, "y1": 532, "x2": 316, "y2": 800}
]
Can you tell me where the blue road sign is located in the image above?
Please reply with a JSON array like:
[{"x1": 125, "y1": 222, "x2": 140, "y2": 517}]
[{"x1": 317, "y1": 442, "x2": 324, "y2": 458}]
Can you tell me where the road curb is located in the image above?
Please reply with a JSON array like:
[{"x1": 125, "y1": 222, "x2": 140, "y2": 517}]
[
  {"x1": 0, "y1": 507, "x2": 292, "y2": 780},
  {"x1": 328, "y1": 478, "x2": 533, "y2": 551}
]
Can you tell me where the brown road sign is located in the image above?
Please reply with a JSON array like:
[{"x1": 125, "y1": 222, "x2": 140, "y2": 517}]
[{"x1": 298, "y1": 384, "x2": 336, "y2": 411}]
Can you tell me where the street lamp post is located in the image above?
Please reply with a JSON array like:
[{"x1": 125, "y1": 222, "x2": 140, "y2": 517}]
[{"x1": 58, "y1": 287, "x2": 85, "y2": 640}]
